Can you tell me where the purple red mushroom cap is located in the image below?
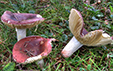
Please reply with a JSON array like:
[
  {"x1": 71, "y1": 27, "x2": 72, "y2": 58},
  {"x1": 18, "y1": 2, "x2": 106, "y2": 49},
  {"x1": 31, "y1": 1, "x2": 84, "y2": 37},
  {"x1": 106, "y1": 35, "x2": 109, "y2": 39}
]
[
  {"x1": 1, "y1": 11, "x2": 44, "y2": 29},
  {"x1": 13, "y1": 36, "x2": 55, "y2": 63},
  {"x1": 1, "y1": 11, "x2": 45, "y2": 41}
]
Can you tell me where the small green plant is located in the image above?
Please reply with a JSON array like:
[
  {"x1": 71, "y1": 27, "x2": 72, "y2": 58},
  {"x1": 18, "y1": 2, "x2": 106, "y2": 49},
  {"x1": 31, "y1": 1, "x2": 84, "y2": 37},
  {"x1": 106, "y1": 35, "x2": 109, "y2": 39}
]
[
  {"x1": 109, "y1": 5, "x2": 113, "y2": 19},
  {"x1": 109, "y1": 5, "x2": 113, "y2": 13},
  {"x1": 3, "y1": 62, "x2": 15, "y2": 71}
]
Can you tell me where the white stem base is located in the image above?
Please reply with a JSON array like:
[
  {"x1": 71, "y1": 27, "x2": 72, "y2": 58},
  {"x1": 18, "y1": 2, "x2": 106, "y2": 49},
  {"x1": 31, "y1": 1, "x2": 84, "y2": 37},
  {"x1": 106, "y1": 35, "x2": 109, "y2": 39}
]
[
  {"x1": 16, "y1": 28, "x2": 26, "y2": 41},
  {"x1": 37, "y1": 59, "x2": 44, "y2": 70},
  {"x1": 61, "y1": 36, "x2": 83, "y2": 58}
]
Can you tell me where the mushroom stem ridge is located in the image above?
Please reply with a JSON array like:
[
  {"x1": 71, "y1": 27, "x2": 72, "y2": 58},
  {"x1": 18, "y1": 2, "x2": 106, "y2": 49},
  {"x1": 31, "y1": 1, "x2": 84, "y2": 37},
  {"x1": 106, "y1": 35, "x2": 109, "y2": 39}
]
[
  {"x1": 61, "y1": 36, "x2": 83, "y2": 58},
  {"x1": 16, "y1": 28, "x2": 26, "y2": 41}
]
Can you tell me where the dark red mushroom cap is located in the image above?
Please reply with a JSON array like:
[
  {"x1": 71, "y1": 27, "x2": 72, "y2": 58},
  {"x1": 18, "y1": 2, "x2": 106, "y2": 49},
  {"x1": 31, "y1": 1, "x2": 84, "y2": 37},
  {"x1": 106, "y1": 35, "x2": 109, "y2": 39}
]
[
  {"x1": 13, "y1": 36, "x2": 55, "y2": 64},
  {"x1": 1, "y1": 11, "x2": 44, "y2": 29}
]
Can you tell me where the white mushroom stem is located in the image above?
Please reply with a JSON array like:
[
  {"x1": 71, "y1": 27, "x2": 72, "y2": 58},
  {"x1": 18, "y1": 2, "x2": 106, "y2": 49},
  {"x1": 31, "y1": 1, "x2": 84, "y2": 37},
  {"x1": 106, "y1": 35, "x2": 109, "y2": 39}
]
[
  {"x1": 61, "y1": 36, "x2": 83, "y2": 58},
  {"x1": 37, "y1": 59, "x2": 44, "y2": 69},
  {"x1": 16, "y1": 28, "x2": 26, "y2": 41}
]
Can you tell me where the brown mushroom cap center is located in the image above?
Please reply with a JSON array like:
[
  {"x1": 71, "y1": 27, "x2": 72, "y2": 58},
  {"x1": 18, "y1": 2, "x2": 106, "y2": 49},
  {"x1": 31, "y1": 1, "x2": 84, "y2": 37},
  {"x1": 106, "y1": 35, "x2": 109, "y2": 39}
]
[
  {"x1": 18, "y1": 38, "x2": 45, "y2": 57},
  {"x1": 7, "y1": 11, "x2": 38, "y2": 21},
  {"x1": 25, "y1": 41, "x2": 42, "y2": 56},
  {"x1": 12, "y1": 14, "x2": 37, "y2": 21}
]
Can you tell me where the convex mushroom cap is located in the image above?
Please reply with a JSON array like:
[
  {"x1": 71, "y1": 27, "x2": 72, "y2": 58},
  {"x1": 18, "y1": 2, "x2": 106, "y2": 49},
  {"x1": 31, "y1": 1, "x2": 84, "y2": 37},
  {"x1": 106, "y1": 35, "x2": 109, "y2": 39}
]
[
  {"x1": 1, "y1": 11, "x2": 44, "y2": 29},
  {"x1": 69, "y1": 8, "x2": 112, "y2": 46},
  {"x1": 13, "y1": 36, "x2": 55, "y2": 64},
  {"x1": 1, "y1": 11, "x2": 44, "y2": 41}
]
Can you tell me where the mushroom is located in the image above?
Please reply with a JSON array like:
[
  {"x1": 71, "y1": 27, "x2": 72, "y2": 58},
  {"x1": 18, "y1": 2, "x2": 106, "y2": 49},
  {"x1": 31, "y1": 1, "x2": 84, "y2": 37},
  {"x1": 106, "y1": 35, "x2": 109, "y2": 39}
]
[
  {"x1": 13, "y1": 36, "x2": 55, "y2": 67},
  {"x1": 1, "y1": 11, "x2": 44, "y2": 41},
  {"x1": 61, "y1": 8, "x2": 113, "y2": 58}
]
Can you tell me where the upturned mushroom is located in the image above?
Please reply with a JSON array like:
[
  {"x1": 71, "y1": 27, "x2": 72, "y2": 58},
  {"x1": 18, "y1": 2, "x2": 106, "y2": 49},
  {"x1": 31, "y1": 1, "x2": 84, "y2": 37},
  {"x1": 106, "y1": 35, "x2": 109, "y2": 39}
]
[
  {"x1": 13, "y1": 36, "x2": 55, "y2": 66},
  {"x1": 61, "y1": 8, "x2": 113, "y2": 58},
  {"x1": 1, "y1": 11, "x2": 44, "y2": 41}
]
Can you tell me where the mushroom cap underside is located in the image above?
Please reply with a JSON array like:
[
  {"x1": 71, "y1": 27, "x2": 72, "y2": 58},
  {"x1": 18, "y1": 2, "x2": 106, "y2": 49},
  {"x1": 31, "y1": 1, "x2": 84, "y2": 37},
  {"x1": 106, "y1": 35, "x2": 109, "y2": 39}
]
[
  {"x1": 1, "y1": 11, "x2": 44, "y2": 29},
  {"x1": 13, "y1": 36, "x2": 54, "y2": 64},
  {"x1": 69, "y1": 8, "x2": 112, "y2": 46}
]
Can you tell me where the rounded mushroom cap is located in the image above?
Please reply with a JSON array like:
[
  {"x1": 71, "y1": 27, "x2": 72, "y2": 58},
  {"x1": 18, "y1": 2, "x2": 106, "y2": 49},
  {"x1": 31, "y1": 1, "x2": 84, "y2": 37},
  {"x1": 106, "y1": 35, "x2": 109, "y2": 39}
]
[
  {"x1": 13, "y1": 36, "x2": 55, "y2": 64},
  {"x1": 69, "y1": 9, "x2": 112, "y2": 46},
  {"x1": 1, "y1": 11, "x2": 44, "y2": 29}
]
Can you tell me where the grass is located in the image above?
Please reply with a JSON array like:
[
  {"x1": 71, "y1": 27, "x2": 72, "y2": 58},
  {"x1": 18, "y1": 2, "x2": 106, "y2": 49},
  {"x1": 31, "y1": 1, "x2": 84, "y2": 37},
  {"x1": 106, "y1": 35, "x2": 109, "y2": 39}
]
[{"x1": 0, "y1": 0, "x2": 113, "y2": 71}]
